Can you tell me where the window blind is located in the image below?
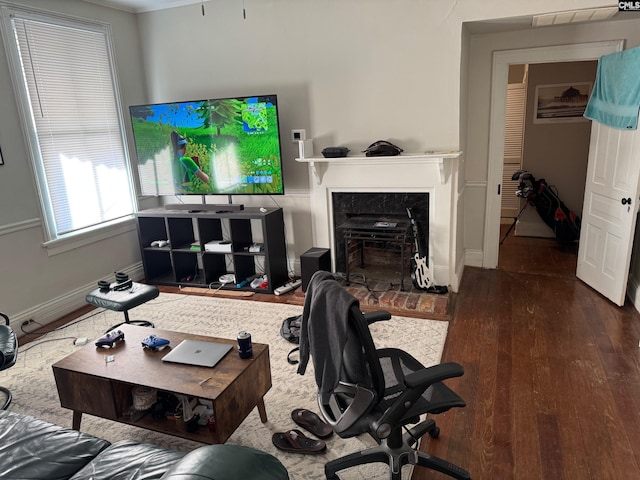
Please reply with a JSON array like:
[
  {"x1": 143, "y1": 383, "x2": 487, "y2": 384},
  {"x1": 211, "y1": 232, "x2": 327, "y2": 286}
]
[
  {"x1": 8, "y1": 11, "x2": 134, "y2": 239},
  {"x1": 502, "y1": 83, "x2": 526, "y2": 215},
  {"x1": 504, "y1": 83, "x2": 526, "y2": 160}
]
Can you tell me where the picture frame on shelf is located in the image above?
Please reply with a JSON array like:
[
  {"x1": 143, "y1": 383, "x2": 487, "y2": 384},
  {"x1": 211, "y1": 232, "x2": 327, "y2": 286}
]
[{"x1": 533, "y1": 82, "x2": 592, "y2": 124}]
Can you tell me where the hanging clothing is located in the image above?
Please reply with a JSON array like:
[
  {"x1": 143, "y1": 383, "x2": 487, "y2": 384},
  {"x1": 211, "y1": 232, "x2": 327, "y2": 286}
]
[{"x1": 583, "y1": 45, "x2": 640, "y2": 130}]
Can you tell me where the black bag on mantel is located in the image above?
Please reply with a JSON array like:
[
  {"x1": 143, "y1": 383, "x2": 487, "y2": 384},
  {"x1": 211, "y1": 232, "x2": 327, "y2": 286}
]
[{"x1": 362, "y1": 140, "x2": 403, "y2": 157}]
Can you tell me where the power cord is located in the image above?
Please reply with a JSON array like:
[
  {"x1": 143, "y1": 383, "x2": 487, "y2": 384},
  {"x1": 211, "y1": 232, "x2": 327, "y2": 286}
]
[
  {"x1": 18, "y1": 308, "x2": 112, "y2": 352},
  {"x1": 19, "y1": 308, "x2": 107, "y2": 336},
  {"x1": 207, "y1": 282, "x2": 226, "y2": 293}
]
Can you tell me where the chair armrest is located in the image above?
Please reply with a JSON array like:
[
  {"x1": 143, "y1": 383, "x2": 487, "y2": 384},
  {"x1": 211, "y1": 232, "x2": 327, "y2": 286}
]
[
  {"x1": 363, "y1": 310, "x2": 391, "y2": 324},
  {"x1": 319, "y1": 381, "x2": 376, "y2": 434},
  {"x1": 405, "y1": 362, "x2": 464, "y2": 389},
  {"x1": 372, "y1": 361, "x2": 465, "y2": 438}
]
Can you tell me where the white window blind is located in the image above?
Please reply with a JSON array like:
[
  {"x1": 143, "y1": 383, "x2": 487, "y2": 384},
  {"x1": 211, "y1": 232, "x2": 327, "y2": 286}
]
[
  {"x1": 504, "y1": 83, "x2": 526, "y2": 160},
  {"x1": 3, "y1": 8, "x2": 135, "y2": 241},
  {"x1": 502, "y1": 83, "x2": 526, "y2": 215}
]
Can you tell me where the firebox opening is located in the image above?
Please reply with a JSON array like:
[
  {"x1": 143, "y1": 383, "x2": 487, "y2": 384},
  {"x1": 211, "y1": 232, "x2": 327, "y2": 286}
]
[{"x1": 332, "y1": 192, "x2": 429, "y2": 289}]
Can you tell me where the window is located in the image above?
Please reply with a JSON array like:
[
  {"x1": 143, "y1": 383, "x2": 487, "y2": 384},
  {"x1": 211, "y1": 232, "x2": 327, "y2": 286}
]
[{"x1": 1, "y1": 6, "x2": 136, "y2": 245}]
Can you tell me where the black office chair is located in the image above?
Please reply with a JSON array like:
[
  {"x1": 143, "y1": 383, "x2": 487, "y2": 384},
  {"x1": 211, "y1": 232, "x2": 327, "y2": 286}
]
[
  {"x1": 0, "y1": 313, "x2": 18, "y2": 410},
  {"x1": 297, "y1": 271, "x2": 471, "y2": 480}
]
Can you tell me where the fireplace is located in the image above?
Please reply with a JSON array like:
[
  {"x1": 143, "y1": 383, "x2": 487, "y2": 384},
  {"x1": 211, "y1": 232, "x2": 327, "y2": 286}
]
[
  {"x1": 332, "y1": 192, "x2": 429, "y2": 275},
  {"x1": 297, "y1": 151, "x2": 462, "y2": 291}
]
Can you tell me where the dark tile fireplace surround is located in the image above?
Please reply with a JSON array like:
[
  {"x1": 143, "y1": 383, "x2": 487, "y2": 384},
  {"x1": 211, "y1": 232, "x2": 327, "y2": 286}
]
[{"x1": 332, "y1": 192, "x2": 429, "y2": 275}]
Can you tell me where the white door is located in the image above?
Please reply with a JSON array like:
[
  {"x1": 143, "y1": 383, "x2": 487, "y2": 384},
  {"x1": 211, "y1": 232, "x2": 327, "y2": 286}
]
[{"x1": 577, "y1": 122, "x2": 640, "y2": 306}]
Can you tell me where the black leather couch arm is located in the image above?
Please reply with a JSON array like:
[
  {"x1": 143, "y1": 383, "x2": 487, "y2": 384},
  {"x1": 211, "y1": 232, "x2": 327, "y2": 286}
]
[
  {"x1": 160, "y1": 444, "x2": 289, "y2": 480},
  {"x1": 0, "y1": 410, "x2": 110, "y2": 480},
  {"x1": 0, "y1": 411, "x2": 289, "y2": 480}
]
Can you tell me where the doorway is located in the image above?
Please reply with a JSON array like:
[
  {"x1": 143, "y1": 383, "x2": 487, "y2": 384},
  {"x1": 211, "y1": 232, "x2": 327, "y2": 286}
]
[
  {"x1": 483, "y1": 41, "x2": 624, "y2": 270},
  {"x1": 498, "y1": 60, "x2": 596, "y2": 271}
]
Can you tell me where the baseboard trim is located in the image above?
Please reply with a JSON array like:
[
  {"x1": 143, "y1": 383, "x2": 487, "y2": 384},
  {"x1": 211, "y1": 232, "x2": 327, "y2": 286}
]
[
  {"x1": 10, "y1": 263, "x2": 144, "y2": 334},
  {"x1": 464, "y1": 249, "x2": 483, "y2": 268}
]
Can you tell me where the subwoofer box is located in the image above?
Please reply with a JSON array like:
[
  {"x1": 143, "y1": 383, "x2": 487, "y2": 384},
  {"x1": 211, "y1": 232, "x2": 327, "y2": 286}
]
[{"x1": 300, "y1": 248, "x2": 331, "y2": 292}]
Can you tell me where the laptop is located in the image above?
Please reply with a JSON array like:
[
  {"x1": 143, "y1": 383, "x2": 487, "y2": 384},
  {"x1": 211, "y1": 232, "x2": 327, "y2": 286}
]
[{"x1": 161, "y1": 339, "x2": 232, "y2": 367}]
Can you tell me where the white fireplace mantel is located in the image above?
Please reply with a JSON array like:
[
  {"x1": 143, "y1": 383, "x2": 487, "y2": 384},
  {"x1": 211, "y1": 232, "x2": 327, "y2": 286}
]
[
  {"x1": 296, "y1": 151, "x2": 462, "y2": 291},
  {"x1": 296, "y1": 151, "x2": 460, "y2": 185}
]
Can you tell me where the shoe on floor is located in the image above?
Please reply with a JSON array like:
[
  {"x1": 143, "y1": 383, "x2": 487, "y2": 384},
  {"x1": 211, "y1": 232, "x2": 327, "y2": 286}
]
[
  {"x1": 291, "y1": 408, "x2": 333, "y2": 439},
  {"x1": 272, "y1": 429, "x2": 327, "y2": 454}
]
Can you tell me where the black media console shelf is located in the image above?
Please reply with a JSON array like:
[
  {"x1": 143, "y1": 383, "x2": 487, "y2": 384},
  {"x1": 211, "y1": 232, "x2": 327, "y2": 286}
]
[{"x1": 136, "y1": 207, "x2": 289, "y2": 294}]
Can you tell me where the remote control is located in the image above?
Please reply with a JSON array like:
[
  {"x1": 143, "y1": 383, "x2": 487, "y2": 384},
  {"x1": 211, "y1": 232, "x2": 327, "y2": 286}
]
[{"x1": 274, "y1": 279, "x2": 302, "y2": 296}]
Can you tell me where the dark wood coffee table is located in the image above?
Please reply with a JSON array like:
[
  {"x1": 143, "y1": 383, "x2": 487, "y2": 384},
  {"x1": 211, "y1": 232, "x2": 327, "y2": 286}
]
[{"x1": 52, "y1": 324, "x2": 271, "y2": 444}]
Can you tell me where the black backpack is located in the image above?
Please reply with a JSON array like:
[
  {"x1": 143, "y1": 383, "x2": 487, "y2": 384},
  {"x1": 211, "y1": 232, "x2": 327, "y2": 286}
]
[
  {"x1": 280, "y1": 315, "x2": 301, "y2": 344},
  {"x1": 280, "y1": 315, "x2": 302, "y2": 364}
]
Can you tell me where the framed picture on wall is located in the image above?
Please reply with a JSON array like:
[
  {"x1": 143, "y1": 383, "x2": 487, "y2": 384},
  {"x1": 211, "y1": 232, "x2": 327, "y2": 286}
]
[{"x1": 533, "y1": 82, "x2": 592, "y2": 124}]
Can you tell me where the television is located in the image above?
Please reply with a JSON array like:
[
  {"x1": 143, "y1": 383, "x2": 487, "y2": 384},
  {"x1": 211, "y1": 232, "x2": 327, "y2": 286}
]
[{"x1": 130, "y1": 94, "x2": 284, "y2": 198}]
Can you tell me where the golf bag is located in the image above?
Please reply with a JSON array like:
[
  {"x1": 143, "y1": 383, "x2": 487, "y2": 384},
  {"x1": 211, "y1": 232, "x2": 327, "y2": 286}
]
[{"x1": 512, "y1": 170, "x2": 581, "y2": 243}]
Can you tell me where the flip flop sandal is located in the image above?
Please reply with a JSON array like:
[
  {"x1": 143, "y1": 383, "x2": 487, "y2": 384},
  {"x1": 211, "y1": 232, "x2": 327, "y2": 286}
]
[
  {"x1": 291, "y1": 408, "x2": 333, "y2": 439},
  {"x1": 272, "y1": 429, "x2": 327, "y2": 454}
]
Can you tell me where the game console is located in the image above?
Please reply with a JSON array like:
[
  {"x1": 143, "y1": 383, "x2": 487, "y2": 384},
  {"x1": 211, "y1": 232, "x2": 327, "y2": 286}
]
[{"x1": 204, "y1": 240, "x2": 232, "y2": 253}]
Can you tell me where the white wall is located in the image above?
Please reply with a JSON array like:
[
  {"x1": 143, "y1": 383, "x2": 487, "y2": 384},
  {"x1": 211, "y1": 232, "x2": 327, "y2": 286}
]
[
  {"x1": 0, "y1": 0, "x2": 148, "y2": 328},
  {"x1": 135, "y1": 0, "x2": 614, "y2": 276},
  {"x1": 1, "y1": 0, "x2": 632, "y2": 329}
]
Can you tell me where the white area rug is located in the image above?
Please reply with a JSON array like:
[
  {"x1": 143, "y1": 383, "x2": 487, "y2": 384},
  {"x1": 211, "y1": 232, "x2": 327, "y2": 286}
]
[{"x1": 6, "y1": 293, "x2": 448, "y2": 480}]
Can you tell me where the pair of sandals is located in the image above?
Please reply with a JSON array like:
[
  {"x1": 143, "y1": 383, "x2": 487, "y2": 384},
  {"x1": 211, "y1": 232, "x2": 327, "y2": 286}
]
[{"x1": 272, "y1": 408, "x2": 333, "y2": 454}]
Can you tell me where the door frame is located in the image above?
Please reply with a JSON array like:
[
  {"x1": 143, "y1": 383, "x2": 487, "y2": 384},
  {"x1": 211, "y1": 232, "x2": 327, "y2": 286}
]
[{"x1": 483, "y1": 40, "x2": 625, "y2": 269}]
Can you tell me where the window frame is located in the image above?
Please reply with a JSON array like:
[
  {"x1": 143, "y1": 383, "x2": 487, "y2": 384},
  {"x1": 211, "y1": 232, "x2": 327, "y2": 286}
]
[{"x1": 0, "y1": 4, "x2": 138, "y2": 254}]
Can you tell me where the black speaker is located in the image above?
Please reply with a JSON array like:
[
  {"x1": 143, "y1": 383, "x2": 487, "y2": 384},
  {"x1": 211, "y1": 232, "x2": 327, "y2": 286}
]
[{"x1": 300, "y1": 248, "x2": 331, "y2": 292}]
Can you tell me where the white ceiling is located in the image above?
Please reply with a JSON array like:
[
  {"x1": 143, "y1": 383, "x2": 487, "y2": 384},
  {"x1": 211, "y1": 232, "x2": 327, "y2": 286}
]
[{"x1": 82, "y1": 0, "x2": 201, "y2": 14}]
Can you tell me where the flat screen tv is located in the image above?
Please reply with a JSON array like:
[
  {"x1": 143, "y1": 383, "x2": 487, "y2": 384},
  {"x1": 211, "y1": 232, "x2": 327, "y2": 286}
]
[{"x1": 130, "y1": 94, "x2": 284, "y2": 197}]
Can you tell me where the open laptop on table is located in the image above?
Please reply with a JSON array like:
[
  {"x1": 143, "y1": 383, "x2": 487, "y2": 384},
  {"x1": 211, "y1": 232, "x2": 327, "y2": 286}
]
[{"x1": 162, "y1": 339, "x2": 232, "y2": 367}]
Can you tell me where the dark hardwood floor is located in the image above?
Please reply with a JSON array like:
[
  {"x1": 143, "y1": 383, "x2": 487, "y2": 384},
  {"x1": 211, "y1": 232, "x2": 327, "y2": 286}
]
[{"x1": 414, "y1": 227, "x2": 640, "y2": 479}]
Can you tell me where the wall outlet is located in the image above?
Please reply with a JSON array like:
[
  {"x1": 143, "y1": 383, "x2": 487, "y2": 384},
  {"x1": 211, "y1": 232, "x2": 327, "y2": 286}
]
[{"x1": 291, "y1": 129, "x2": 306, "y2": 143}]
